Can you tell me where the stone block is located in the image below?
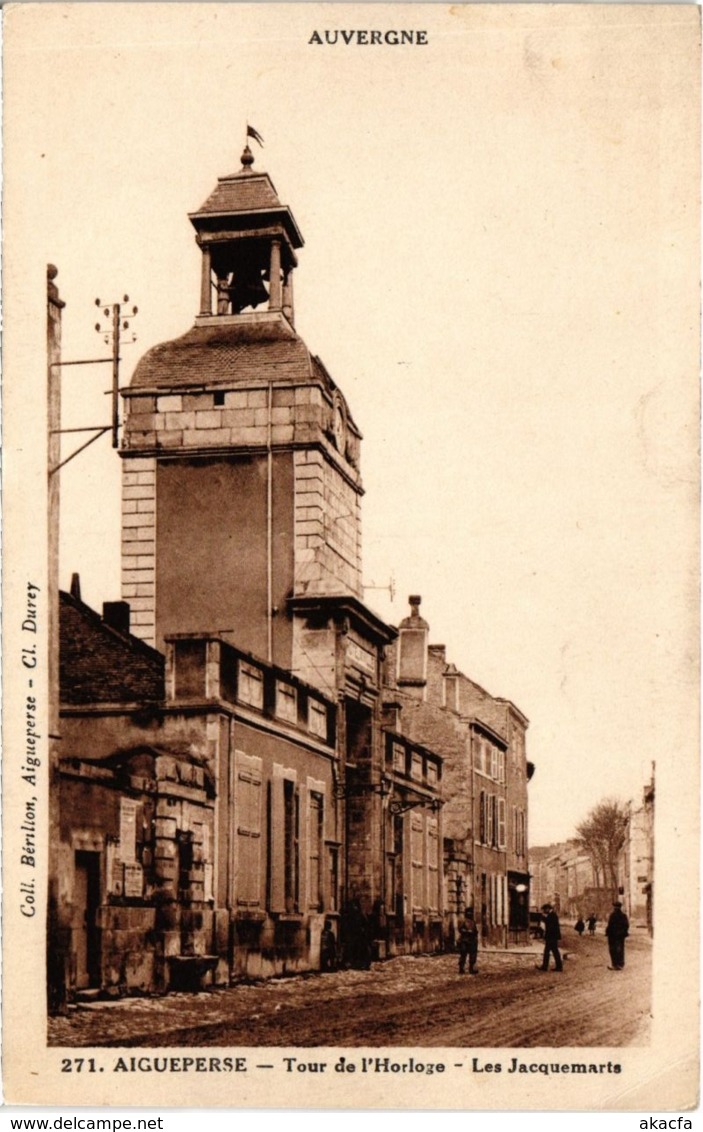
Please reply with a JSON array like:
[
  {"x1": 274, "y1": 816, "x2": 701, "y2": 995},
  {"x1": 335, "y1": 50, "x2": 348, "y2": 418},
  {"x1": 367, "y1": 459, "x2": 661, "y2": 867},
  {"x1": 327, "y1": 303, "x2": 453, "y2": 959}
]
[
  {"x1": 157, "y1": 395, "x2": 183, "y2": 413},
  {"x1": 272, "y1": 425, "x2": 294, "y2": 444},
  {"x1": 253, "y1": 408, "x2": 269, "y2": 427},
  {"x1": 123, "y1": 457, "x2": 155, "y2": 473},
  {"x1": 136, "y1": 525, "x2": 155, "y2": 541},
  {"x1": 158, "y1": 430, "x2": 184, "y2": 448},
  {"x1": 122, "y1": 499, "x2": 138, "y2": 514},
  {"x1": 127, "y1": 431, "x2": 157, "y2": 448},
  {"x1": 294, "y1": 387, "x2": 312, "y2": 405},
  {"x1": 127, "y1": 596, "x2": 155, "y2": 612},
  {"x1": 166, "y1": 411, "x2": 195, "y2": 431},
  {"x1": 136, "y1": 471, "x2": 156, "y2": 486},
  {"x1": 131, "y1": 396, "x2": 157, "y2": 414},
  {"x1": 121, "y1": 557, "x2": 139, "y2": 571},
  {"x1": 155, "y1": 816, "x2": 177, "y2": 839},
  {"x1": 238, "y1": 426, "x2": 268, "y2": 445},
  {"x1": 247, "y1": 389, "x2": 268, "y2": 408},
  {"x1": 123, "y1": 483, "x2": 154, "y2": 501},
  {"x1": 122, "y1": 511, "x2": 143, "y2": 528},
  {"x1": 131, "y1": 610, "x2": 155, "y2": 626},
  {"x1": 190, "y1": 428, "x2": 231, "y2": 447},
  {"x1": 225, "y1": 391, "x2": 248, "y2": 410},
  {"x1": 222, "y1": 409, "x2": 255, "y2": 428},
  {"x1": 195, "y1": 410, "x2": 222, "y2": 430},
  {"x1": 271, "y1": 406, "x2": 293, "y2": 425},
  {"x1": 137, "y1": 498, "x2": 155, "y2": 513},
  {"x1": 272, "y1": 387, "x2": 295, "y2": 407}
]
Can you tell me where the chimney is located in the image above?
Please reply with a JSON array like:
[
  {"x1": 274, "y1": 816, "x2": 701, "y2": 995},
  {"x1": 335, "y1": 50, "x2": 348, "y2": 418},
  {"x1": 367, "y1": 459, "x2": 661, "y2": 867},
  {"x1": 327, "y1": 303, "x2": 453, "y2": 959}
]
[
  {"x1": 102, "y1": 601, "x2": 131, "y2": 636},
  {"x1": 397, "y1": 594, "x2": 429, "y2": 693},
  {"x1": 70, "y1": 573, "x2": 81, "y2": 601}
]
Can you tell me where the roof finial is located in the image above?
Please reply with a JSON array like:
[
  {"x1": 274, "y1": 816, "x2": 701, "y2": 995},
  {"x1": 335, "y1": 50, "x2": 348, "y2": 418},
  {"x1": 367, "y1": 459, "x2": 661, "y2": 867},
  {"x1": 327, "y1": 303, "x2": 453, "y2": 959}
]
[{"x1": 241, "y1": 123, "x2": 264, "y2": 171}]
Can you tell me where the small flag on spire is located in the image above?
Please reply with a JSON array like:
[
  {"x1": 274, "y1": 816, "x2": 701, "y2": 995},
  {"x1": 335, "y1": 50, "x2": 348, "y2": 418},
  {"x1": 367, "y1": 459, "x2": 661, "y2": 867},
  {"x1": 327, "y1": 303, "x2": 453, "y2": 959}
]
[{"x1": 247, "y1": 124, "x2": 264, "y2": 147}]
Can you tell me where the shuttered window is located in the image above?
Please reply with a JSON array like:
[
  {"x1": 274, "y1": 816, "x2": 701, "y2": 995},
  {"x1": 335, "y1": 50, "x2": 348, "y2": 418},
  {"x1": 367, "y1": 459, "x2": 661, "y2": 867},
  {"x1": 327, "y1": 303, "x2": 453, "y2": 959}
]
[
  {"x1": 411, "y1": 814, "x2": 425, "y2": 911},
  {"x1": 308, "y1": 792, "x2": 324, "y2": 910},
  {"x1": 498, "y1": 798, "x2": 506, "y2": 849},
  {"x1": 427, "y1": 816, "x2": 439, "y2": 912},
  {"x1": 235, "y1": 753, "x2": 262, "y2": 908}
]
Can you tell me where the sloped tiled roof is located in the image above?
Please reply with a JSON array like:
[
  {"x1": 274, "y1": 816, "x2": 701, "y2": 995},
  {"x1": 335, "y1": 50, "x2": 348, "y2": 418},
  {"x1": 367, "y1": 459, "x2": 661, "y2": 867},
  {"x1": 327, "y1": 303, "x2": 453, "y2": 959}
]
[
  {"x1": 193, "y1": 173, "x2": 283, "y2": 216},
  {"x1": 129, "y1": 319, "x2": 333, "y2": 393},
  {"x1": 60, "y1": 591, "x2": 165, "y2": 706}
]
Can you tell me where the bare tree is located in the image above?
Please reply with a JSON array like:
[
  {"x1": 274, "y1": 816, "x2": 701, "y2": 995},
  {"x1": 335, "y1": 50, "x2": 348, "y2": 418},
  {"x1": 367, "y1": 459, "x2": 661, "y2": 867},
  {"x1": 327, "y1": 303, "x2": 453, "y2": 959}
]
[{"x1": 575, "y1": 798, "x2": 629, "y2": 898}]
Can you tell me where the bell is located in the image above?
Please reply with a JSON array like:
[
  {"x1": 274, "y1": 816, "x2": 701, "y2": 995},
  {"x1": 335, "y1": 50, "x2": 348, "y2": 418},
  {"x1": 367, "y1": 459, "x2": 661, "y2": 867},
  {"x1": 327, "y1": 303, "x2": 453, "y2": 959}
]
[{"x1": 229, "y1": 265, "x2": 269, "y2": 313}]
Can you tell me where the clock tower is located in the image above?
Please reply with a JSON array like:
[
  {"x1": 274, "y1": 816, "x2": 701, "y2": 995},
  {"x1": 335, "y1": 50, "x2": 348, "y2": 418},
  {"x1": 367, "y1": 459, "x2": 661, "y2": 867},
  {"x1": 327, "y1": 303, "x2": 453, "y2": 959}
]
[{"x1": 120, "y1": 145, "x2": 367, "y2": 679}]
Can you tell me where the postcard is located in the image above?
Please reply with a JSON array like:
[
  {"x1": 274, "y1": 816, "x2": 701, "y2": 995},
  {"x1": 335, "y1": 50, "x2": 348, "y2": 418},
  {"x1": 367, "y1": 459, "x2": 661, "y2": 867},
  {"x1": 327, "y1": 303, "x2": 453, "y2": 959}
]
[{"x1": 2, "y1": 2, "x2": 699, "y2": 1110}]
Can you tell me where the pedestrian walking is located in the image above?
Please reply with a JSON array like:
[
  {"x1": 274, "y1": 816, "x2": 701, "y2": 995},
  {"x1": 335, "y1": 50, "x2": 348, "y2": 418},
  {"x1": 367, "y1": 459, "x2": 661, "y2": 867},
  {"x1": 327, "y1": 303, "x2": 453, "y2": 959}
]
[
  {"x1": 458, "y1": 908, "x2": 479, "y2": 975},
  {"x1": 575, "y1": 917, "x2": 585, "y2": 936},
  {"x1": 536, "y1": 903, "x2": 563, "y2": 972},
  {"x1": 605, "y1": 901, "x2": 629, "y2": 970},
  {"x1": 587, "y1": 913, "x2": 597, "y2": 935},
  {"x1": 320, "y1": 919, "x2": 337, "y2": 972}
]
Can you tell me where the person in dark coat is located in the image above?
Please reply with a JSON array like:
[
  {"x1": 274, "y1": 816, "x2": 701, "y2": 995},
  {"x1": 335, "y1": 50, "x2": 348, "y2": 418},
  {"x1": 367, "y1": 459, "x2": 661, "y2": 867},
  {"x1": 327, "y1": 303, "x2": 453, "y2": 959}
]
[
  {"x1": 537, "y1": 903, "x2": 563, "y2": 971},
  {"x1": 587, "y1": 913, "x2": 597, "y2": 935},
  {"x1": 606, "y1": 901, "x2": 629, "y2": 969},
  {"x1": 575, "y1": 917, "x2": 585, "y2": 936},
  {"x1": 458, "y1": 908, "x2": 479, "y2": 975},
  {"x1": 320, "y1": 919, "x2": 337, "y2": 972}
]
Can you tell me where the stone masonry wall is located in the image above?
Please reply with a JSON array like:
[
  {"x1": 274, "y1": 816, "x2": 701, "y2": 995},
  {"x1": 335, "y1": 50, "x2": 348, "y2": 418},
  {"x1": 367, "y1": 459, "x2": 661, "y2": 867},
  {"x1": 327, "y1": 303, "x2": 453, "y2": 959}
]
[
  {"x1": 121, "y1": 456, "x2": 156, "y2": 644},
  {"x1": 294, "y1": 450, "x2": 362, "y2": 598}
]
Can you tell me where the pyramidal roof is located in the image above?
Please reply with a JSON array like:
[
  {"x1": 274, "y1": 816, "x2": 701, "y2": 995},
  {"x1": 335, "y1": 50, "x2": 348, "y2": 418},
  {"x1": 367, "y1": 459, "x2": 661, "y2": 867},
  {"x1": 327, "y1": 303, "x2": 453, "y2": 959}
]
[{"x1": 192, "y1": 171, "x2": 284, "y2": 218}]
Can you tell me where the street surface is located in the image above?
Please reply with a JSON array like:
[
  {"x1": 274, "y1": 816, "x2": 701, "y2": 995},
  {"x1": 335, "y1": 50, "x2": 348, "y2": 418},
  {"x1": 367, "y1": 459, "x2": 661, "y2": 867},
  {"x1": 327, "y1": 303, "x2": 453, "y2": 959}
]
[{"x1": 49, "y1": 926, "x2": 651, "y2": 1048}]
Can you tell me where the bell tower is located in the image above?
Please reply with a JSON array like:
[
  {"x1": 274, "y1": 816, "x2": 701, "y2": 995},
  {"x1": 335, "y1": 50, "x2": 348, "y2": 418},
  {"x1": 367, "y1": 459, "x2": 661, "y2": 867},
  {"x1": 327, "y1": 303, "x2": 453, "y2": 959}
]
[
  {"x1": 191, "y1": 143, "x2": 300, "y2": 323},
  {"x1": 120, "y1": 146, "x2": 364, "y2": 675}
]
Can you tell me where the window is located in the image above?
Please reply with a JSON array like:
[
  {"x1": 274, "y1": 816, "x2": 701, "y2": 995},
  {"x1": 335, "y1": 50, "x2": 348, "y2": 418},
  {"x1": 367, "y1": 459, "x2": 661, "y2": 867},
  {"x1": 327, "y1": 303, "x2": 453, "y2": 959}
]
[
  {"x1": 479, "y1": 790, "x2": 486, "y2": 844},
  {"x1": 411, "y1": 814, "x2": 425, "y2": 911},
  {"x1": 393, "y1": 742, "x2": 406, "y2": 774},
  {"x1": 498, "y1": 798, "x2": 506, "y2": 849},
  {"x1": 284, "y1": 779, "x2": 299, "y2": 913},
  {"x1": 308, "y1": 698, "x2": 328, "y2": 739},
  {"x1": 490, "y1": 746, "x2": 498, "y2": 780},
  {"x1": 327, "y1": 845, "x2": 339, "y2": 912},
  {"x1": 498, "y1": 750, "x2": 506, "y2": 783},
  {"x1": 235, "y1": 753, "x2": 262, "y2": 908},
  {"x1": 473, "y1": 739, "x2": 482, "y2": 772},
  {"x1": 512, "y1": 805, "x2": 517, "y2": 853},
  {"x1": 411, "y1": 753, "x2": 423, "y2": 782},
  {"x1": 275, "y1": 680, "x2": 297, "y2": 724},
  {"x1": 239, "y1": 662, "x2": 264, "y2": 709},
  {"x1": 426, "y1": 762, "x2": 438, "y2": 788},
  {"x1": 486, "y1": 794, "x2": 494, "y2": 847},
  {"x1": 213, "y1": 390, "x2": 225, "y2": 406},
  {"x1": 427, "y1": 817, "x2": 439, "y2": 912},
  {"x1": 308, "y1": 792, "x2": 324, "y2": 910}
]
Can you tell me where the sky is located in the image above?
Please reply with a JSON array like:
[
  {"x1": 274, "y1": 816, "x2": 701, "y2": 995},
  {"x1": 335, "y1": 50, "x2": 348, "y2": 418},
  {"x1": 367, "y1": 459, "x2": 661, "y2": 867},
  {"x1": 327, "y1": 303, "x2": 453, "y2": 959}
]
[{"x1": 5, "y1": 3, "x2": 699, "y2": 845}]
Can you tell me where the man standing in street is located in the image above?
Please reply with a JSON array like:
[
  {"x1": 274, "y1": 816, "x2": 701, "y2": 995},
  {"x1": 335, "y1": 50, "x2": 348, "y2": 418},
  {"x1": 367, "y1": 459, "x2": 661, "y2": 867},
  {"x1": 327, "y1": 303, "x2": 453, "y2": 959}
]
[
  {"x1": 458, "y1": 907, "x2": 479, "y2": 975},
  {"x1": 606, "y1": 900, "x2": 630, "y2": 969},
  {"x1": 537, "y1": 903, "x2": 563, "y2": 972}
]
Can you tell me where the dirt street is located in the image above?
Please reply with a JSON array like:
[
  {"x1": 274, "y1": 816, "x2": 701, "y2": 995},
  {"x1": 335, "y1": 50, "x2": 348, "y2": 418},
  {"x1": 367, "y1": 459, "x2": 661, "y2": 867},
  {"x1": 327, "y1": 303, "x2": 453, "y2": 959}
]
[{"x1": 49, "y1": 927, "x2": 651, "y2": 1048}]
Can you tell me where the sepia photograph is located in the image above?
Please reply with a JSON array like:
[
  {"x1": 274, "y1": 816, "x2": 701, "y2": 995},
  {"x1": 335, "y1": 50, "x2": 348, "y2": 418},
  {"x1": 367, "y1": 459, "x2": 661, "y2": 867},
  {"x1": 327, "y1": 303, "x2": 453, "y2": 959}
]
[{"x1": 2, "y1": 1, "x2": 699, "y2": 1110}]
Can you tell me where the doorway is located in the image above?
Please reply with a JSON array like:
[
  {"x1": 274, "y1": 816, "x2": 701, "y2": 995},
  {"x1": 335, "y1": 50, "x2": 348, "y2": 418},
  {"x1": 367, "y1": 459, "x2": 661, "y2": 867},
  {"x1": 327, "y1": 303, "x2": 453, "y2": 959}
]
[{"x1": 74, "y1": 850, "x2": 101, "y2": 989}]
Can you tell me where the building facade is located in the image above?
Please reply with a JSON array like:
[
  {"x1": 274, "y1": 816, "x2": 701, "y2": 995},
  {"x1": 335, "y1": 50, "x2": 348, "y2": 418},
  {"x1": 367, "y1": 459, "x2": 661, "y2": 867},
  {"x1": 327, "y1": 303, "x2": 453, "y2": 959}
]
[{"x1": 383, "y1": 597, "x2": 532, "y2": 948}]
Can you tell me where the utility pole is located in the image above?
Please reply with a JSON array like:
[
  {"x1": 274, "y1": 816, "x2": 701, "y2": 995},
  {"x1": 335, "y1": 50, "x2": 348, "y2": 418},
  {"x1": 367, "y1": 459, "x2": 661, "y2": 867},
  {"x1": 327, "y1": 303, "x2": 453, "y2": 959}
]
[{"x1": 46, "y1": 273, "x2": 137, "y2": 1013}]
